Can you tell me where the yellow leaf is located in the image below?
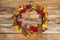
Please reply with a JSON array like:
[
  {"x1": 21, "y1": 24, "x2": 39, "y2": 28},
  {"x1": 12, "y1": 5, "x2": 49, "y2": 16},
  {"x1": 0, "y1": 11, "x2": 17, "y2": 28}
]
[
  {"x1": 19, "y1": 29, "x2": 23, "y2": 34},
  {"x1": 15, "y1": 12, "x2": 19, "y2": 15},
  {"x1": 45, "y1": 12, "x2": 48, "y2": 18},
  {"x1": 15, "y1": 25, "x2": 19, "y2": 30},
  {"x1": 42, "y1": 23, "x2": 47, "y2": 28},
  {"x1": 27, "y1": 31, "x2": 33, "y2": 36},
  {"x1": 33, "y1": 3, "x2": 37, "y2": 8},
  {"x1": 18, "y1": 7, "x2": 23, "y2": 11},
  {"x1": 43, "y1": 7, "x2": 47, "y2": 12},
  {"x1": 36, "y1": 32, "x2": 41, "y2": 35}
]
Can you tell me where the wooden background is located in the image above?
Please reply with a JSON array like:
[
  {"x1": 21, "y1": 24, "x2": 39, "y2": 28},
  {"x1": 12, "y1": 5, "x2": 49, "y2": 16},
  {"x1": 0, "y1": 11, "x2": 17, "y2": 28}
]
[{"x1": 0, "y1": 0, "x2": 60, "y2": 40}]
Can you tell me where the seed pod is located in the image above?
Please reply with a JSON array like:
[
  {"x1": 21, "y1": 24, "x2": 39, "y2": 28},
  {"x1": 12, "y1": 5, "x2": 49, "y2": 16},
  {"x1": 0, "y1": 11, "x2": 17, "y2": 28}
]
[
  {"x1": 12, "y1": 16, "x2": 16, "y2": 20},
  {"x1": 44, "y1": 20, "x2": 48, "y2": 23}
]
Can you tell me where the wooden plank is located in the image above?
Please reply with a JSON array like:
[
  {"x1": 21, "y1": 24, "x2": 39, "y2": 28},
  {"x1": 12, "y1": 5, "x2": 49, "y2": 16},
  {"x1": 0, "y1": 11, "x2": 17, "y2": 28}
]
[
  {"x1": 0, "y1": 1, "x2": 60, "y2": 34},
  {"x1": 0, "y1": 23, "x2": 60, "y2": 33},
  {"x1": 0, "y1": 14, "x2": 59, "y2": 17},
  {"x1": 46, "y1": 34, "x2": 60, "y2": 40},
  {"x1": 0, "y1": 7, "x2": 60, "y2": 15},
  {"x1": 0, "y1": 14, "x2": 60, "y2": 24},
  {"x1": 0, "y1": 0, "x2": 60, "y2": 40},
  {"x1": 0, "y1": 33, "x2": 47, "y2": 40},
  {"x1": 0, "y1": 1, "x2": 60, "y2": 7}
]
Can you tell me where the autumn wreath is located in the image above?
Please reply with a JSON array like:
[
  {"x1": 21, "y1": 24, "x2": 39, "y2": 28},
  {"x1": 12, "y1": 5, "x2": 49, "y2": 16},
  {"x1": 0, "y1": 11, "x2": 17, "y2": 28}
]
[{"x1": 12, "y1": 2, "x2": 48, "y2": 36}]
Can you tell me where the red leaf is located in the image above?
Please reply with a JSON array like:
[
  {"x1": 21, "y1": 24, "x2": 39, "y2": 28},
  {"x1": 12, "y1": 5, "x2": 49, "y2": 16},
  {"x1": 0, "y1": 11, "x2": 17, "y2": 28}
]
[
  {"x1": 30, "y1": 26, "x2": 38, "y2": 32},
  {"x1": 19, "y1": 8, "x2": 26, "y2": 14},
  {"x1": 37, "y1": 10, "x2": 45, "y2": 14}
]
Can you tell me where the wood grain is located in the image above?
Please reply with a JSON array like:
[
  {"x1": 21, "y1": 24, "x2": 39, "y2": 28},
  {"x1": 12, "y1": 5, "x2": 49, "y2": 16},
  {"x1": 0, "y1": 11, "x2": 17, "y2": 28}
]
[{"x1": 0, "y1": 0, "x2": 60, "y2": 40}]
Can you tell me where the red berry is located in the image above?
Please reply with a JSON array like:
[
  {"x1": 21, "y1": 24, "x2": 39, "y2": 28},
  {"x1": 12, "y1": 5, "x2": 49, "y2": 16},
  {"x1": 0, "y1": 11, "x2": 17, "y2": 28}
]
[{"x1": 18, "y1": 21, "x2": 22, "y2": 25}]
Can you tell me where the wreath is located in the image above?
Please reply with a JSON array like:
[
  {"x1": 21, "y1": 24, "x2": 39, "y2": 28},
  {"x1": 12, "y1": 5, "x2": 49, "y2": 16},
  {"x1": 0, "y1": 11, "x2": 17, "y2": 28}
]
[{"x1": 12, "y1": 3, "x2": 48, "y2": 36}]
